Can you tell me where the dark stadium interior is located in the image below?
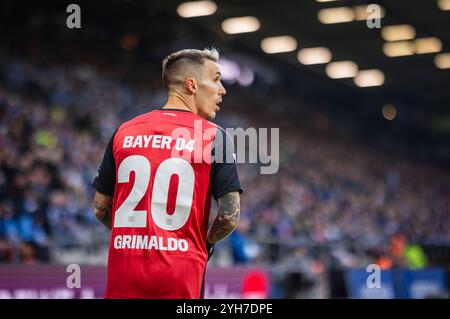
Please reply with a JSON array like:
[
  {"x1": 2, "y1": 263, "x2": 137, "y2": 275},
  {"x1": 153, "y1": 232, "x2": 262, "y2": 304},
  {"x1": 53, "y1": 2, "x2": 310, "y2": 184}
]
[{"x1": 0, "y1": 0, "x2": 449, "y2": 298}]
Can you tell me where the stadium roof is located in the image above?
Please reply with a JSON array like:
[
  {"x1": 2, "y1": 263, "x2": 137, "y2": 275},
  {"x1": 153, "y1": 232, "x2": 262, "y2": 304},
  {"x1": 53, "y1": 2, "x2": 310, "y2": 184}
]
[
  {"x1": 162, "y1": 0, "x2": 450, "y2": 111},
  {"x1": 2, "y1": 0, "x2": 449, "y2": 137}
]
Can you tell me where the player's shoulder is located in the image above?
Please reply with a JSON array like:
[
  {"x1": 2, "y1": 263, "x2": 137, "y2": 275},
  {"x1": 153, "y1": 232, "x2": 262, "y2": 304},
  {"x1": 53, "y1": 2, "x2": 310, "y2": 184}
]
[
  {"x1": 201, "y1": 117, "x2": 221, "y2": 132},
  {"x1": 213, "y1": 123, "x2": 227, "y2": 135},
  {"x1": 199, "y1": 119, "x2": 232, "y2": 143},
  {"x1": 212, "y1": 123, "x2": 233, "y2": 141},
  {"x1": 175, "y1": 112, "x2": 221, "y2": 135},
  {"x1": 116, "y1": 110, "x2": 157, "y2": 133}
]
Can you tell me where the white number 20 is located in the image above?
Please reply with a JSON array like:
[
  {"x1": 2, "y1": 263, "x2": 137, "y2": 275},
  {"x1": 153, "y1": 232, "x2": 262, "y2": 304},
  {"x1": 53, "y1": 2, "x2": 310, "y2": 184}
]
[{"x1": 114, "y1": 155, "x2": 195, "y2": 231}]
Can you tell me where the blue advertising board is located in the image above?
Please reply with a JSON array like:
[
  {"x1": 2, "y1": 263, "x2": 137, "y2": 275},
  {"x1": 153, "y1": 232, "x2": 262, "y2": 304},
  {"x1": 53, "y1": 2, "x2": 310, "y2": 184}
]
[{"x1": 345, "y1": 267, "x2": 448, "y2": 299}]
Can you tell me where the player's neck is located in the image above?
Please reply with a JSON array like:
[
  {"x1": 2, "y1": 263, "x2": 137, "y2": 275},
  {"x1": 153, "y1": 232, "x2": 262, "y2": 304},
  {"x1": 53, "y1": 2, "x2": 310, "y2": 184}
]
[{"x1": 163, "y1": 94, "x2": 197, "y2": 115}]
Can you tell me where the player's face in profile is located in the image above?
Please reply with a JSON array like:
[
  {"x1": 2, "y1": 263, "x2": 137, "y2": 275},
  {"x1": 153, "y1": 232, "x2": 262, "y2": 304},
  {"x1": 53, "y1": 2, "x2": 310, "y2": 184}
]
[{"x1": 195, "y1": 60, "x2": 226, "y2": 120}]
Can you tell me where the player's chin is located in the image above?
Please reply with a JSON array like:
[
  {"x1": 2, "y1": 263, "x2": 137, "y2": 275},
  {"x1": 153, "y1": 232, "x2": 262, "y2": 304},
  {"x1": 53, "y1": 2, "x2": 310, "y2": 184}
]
[
  {"x1": 208, "y1": 108, "x2": 218, "y2": 120},
  {"x1": 208, "y1": 111, "x2": 217, "y2": 120}
]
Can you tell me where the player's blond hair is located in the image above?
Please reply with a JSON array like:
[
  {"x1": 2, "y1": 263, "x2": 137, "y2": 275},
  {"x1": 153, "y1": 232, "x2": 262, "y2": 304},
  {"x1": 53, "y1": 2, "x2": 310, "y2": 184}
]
[{"x1": 162, "y1": 48, "x2": 219, "y2": 89}]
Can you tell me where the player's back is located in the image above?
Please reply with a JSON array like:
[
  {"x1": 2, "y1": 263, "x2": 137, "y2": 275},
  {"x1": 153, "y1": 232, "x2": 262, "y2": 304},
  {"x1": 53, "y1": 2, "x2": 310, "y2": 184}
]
[{"x1": 106, "y1": 109, "x2": 218, "y2": 299}]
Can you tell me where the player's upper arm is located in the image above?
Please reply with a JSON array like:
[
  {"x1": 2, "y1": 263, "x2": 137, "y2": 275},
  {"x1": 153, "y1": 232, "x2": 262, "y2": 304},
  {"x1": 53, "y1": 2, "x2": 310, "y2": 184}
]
[
  {"x1": 94, "y1": 191, "x2": 113, "y2": 212},
  {"x1": 217, "y1": 191, "x2": 240, "y2": 229},
  {"x1": 92, "y1": 130, "x2": 117, "y2": 229},
  {"x1": 92, "y1": 130, "x2": 117, "y2": 196},
  {"x1": 93, "y1": 191, "x2": 113, "y2": 229},
  {"x1": 210, "y1": 128, "x2": 243, "y2": 200}
]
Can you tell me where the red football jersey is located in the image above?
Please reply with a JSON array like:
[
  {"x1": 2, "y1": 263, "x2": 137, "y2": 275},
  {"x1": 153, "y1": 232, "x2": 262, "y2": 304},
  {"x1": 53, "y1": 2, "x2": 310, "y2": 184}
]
[{"x1": 93, "y1": 109, "x2": 242, "y2": 298}]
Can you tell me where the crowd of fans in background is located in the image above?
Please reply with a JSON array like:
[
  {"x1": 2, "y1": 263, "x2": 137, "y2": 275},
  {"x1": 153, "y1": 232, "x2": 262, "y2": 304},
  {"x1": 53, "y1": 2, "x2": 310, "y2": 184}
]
[{"x1": 1, "y1": 51, "x2": 448, "y2": 277}]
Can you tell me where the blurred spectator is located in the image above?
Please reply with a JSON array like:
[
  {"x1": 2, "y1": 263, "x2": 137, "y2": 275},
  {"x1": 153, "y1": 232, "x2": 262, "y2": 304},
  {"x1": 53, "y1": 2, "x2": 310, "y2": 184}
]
[
  {"x1": 404, "y1": 244, "x2": 428, "y2": 270},
  {"x1": 229, "y1": 217, "x2": 260, "y2": 264},
  {"x1": 0, "y1": 29, "x2": 449, "y2": 269}
]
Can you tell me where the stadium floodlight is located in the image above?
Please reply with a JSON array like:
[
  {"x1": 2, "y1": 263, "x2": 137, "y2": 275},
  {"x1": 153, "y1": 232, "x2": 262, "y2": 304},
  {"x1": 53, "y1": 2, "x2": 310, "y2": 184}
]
[
  {"x1": 297, "y1": 47, "x2": 332, "y2": 65},
  {"x1": 260, "y1": 36, "x2": 297, "y2": 54},
  {"x1": 382, "y1": 104, "x2": 397, "y2": 120},
  {"x1": 354, "y1": 69, "x2": 385, "y2": 87},
  {"x1": 437, "y1": 0, "x2": 450, "y2": 10},
  {"x1": 414, "y1": 37, "x2": 442, "y2": 54},
  {"x1": 353, "y1": 5, "x2": 385, "y2": 21},
  {"x1": 325, "y1": 61, "x2": 358, "y2": 79},
  {"x1": 121, "y1": 34, "x2": 140, "y2": 50},
  {"x1": 383, "y1": 41, "x2": 415, "y2": 57},
  {"x1": 177, "y1": 1, "x2": 217, "y2": 18},
  {"x1": 434, "y1": 53, "x2": 450, "y2": 69},
  {"x1": 221, "y1": 16, "x2": 260, "y2": 34},
  {"x1": 381, "y1": 25, "x2": 416, "y2": 42},
  {"x1": 318, "y1": 7, "x2": 355, "y2": 24}
]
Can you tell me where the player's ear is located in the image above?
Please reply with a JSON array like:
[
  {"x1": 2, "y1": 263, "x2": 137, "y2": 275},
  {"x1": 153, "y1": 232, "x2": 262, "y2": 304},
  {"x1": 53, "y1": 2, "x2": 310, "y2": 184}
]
[{"x1": 186, "y1": 77, "x2": 197, "y2": 94}]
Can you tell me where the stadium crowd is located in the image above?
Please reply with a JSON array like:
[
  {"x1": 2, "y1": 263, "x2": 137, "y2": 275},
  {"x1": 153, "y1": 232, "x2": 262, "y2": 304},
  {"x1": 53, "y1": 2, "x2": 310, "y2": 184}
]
[{"x1": 1, "y1": 51, "x2": 449, "y2": 273}]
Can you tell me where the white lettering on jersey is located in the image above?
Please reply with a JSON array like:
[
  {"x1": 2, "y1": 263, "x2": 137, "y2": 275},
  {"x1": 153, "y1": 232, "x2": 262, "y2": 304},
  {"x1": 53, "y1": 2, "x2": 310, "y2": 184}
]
[
  {"x1": 136, "y1": 236, "x2": 148, "y2": 249},
  {"x1": 113, "y1": 235, "x2": 189, "y2": 252},
  {"x1": 143, "y1": 135, "x2": 152, "y2": 147},
  {"x1": 122, "y1": 235, "x2": 132, "y2": 248},
  {"x1": 161, "y1": 136, "x2": 171, "y2": 149},
  {"x1": 152, "y1": 135, "x2": 162, "y2": 148},
  {"x1": 132, "y1": 135, "x2": 142, "y2": 148},
  {"x1": 122, "y1": 135, "x2": 195, "y2": 151},
  {"x1": 123, "y1": 136, "x2": 133, "y2": 148},
  {"x1": 114, "y1": 235, "x2": 122, "y2": 249}
]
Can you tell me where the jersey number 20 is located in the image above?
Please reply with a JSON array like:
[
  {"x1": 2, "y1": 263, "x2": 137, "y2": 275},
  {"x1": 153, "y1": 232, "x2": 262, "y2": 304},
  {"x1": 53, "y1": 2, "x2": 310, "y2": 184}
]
[{"x1": 114, "y1": 155, "x2": 195, "y2": 231}]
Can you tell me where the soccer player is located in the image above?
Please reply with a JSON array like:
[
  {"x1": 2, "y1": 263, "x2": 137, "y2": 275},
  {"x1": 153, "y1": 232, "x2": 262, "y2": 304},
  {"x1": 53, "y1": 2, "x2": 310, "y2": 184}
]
[{"x1": 92, "y1": 48, "x2": 243, "y2": 299}]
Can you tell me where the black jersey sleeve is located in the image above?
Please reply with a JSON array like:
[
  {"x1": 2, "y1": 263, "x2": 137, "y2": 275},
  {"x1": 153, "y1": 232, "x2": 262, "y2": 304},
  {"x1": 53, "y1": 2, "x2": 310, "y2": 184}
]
[
  {"x1": 210, "y1": 127, "x2": 243, "y2": 201},
  {"x1": 92, "y1": 130, "x2": 117, "y2": 196}
]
